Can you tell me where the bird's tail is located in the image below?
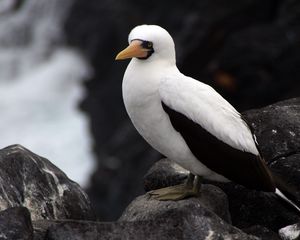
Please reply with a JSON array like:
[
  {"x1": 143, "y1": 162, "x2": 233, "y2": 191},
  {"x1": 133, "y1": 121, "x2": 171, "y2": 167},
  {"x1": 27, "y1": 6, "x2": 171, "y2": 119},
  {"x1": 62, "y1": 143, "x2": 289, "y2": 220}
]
[{"x1": 274, "y1": 177, "x2": 300, "y2": 214}]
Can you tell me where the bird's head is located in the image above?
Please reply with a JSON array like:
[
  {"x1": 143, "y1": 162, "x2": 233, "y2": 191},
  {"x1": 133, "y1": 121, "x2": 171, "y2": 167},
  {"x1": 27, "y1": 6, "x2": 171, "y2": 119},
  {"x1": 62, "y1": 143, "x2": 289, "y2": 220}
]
[{"x1": 115, "y1": 25, "x2": 176, "y2": 64}]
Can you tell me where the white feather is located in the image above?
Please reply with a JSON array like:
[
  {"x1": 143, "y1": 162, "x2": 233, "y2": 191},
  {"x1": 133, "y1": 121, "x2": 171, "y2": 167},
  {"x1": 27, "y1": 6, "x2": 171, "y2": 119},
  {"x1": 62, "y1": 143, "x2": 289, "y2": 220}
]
[
  {"x1": 159, "y1": 74, "x2": 259, "y2": 155},
  {"x1": 275, "y1": 189, "x2": 300, "y2": 213}
]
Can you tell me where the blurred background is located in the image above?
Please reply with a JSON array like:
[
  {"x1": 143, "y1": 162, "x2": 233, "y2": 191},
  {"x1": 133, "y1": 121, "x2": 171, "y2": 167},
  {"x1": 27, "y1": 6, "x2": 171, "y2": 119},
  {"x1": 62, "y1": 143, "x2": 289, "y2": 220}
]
[{"x1": 0, "y1": 0, "x2": 299, "y2": 221}]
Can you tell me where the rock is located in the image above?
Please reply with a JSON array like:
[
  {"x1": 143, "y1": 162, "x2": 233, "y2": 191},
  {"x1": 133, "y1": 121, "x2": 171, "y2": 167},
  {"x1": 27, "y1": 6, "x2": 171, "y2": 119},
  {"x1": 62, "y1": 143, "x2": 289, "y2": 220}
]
[
  {"x1": 144, "y1": 158, "x2": 298, "y2": 231},
  {"x1": 46, "y1": 218, "x2": 249, "y2": 240},
  {"x1": 46, "y1": 220, "x2": 180, "y2": 240},
  {"x1": 32, "y1": 220, "x2": 60, "y2": 240},
  {"x1": 243, "y1": 98, "x2": 300, "y2": 199},
  {"x1": 143, "y1": 158, "x2": 188, "y2": 192},
  {"x1": 243, "y1": 98, "x2": 300, "y2": 162},
  {"x1": 226, "y1": 98, "x2": 300, "y2": 230},
  {"x1": 243, "y1": 225, "x2": 281, "y2": 240},
  {"x1": 0, "y1": 207, "x2": 33, "y2": 240},
  {"x1": 0, "y1": 144, "x2": 96, "y2": 221},
  {"x1": 279, "y1": 222, "x2": 300, "y2": 240},
  {"x1": 46, "y1": 218, "x2": 259, "y2": 240},
  {"x1": 214, "y1": 182, "x2": 299, "y2": 231},
  {"x1": 118, "y1": 193, "x2": 258, "y2": 240},
  {"x1": 208, "y1": 98, "x2": 300, "y2": 231},
  {"x1": 45, "y1": 191, "x2": 259, "y2": 239},
  {"x1": 120, "y1": 186, "x2": 231, "y2": 223}
]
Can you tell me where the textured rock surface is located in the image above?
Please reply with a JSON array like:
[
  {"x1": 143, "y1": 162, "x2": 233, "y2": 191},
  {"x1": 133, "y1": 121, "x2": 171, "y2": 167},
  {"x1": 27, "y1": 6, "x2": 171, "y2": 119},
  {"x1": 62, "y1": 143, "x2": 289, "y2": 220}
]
[
  {"x1": 143, "y1": 158, "x2": 300, "y2": 238},
  {"x1": 243, "y1": 98, "x2": 300, "y2": 199},
  {"x1": 243, "y1": 98, "x2": 300, "y2": 162},
  {"x1": 0, "y1": 144, "x2": 96, "y2": 221},
  {"x1": 41, "y1": 191, "x2": 261, "y2": 240},
  {"x1": 213, "y1": 182, "x2": 299, "y2": 231},
  {"x1": 243, "y1": 225, "x2": 281, "y2": 240},
  {"x1": 46, "y1": 218, "x2": 255, "y2": 240},
  {"x1": 120, "y1": 185, "x2": 231, "y2": 223},
  {"x1": 144, "y1": 159, "x2": 298, "y2": 231},
  {"x1": 0, "y1": 207, "x2": 33, "y2": 240},
  {"x1": 143, "y1": 158, "x2": 189, "y2": 192},
  {"x1": 118, "y1": 194, "x2": 257, "y2": 240},
  {"x1": 279, "y1": 222, "x2": 300, "y2": 240},
  {"x1": 32, "y1": 220, "x2": 61, "y2": 240},
  {"x1": 232, "y1": 98, "x2": 300, "y2": 230},
  {"x1": 65, "y1": 0, "x2": 300, "y2": 220}
]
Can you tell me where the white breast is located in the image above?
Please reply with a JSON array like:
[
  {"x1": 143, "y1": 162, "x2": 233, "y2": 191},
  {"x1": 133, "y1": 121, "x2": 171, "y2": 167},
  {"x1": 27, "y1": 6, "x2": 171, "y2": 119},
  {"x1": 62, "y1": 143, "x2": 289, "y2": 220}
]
[{"x1": 122, "y1": 59, "x2": 229, "y2": 182}]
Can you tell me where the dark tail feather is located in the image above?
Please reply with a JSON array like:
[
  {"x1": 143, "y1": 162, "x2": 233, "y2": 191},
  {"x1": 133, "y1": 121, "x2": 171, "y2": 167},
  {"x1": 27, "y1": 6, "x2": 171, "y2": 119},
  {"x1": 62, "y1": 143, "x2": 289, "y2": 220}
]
[{"x1": 274, "y1": 177, "x2": 300, "y2": 214}]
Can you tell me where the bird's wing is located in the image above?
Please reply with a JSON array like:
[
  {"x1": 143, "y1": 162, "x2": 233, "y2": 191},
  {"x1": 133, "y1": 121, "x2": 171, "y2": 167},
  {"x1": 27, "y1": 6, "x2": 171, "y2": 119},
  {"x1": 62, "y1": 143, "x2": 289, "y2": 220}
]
[{"x1": 159, "y1": 74, "x2": 275, "y2": 191}]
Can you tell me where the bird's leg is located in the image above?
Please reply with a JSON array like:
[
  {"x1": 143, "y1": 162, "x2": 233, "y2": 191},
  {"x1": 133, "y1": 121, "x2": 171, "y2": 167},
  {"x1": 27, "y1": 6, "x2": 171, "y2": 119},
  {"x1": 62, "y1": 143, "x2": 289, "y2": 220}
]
[{"x1": 149, "y1": 173, "x2": 202, "y2": 201}]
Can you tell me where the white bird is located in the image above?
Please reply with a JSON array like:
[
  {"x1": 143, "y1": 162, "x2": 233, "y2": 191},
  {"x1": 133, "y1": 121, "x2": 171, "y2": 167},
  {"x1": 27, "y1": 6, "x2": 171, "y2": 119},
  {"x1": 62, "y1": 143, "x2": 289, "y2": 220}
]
[{"x1": 115, "y1": 24, "x2": 300, "y2": 209}]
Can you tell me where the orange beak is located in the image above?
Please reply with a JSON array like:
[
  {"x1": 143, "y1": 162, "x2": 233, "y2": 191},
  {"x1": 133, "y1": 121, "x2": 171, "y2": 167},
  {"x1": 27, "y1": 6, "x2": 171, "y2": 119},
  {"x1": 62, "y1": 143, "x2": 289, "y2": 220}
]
[{"x1": 115, "y1": 40, "x2": 149, "y2": 60}]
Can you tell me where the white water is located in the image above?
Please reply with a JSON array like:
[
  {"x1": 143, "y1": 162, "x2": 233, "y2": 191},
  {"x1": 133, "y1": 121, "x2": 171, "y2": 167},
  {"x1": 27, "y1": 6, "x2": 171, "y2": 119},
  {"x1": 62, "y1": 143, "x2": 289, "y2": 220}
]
[{"x1": 0, "y1": 0, "x2": 96, "y2": 186}]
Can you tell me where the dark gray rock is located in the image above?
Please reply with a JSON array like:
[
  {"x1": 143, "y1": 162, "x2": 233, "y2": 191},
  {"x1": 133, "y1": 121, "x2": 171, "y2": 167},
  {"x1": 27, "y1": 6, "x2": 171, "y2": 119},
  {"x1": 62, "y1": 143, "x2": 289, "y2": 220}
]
[
  {"x1": 120, "y1": 185, "x2": 231, "y2": 223},
  {"x1": 46, "y1": 218, "x2": 259, "y2": 240},
  {"x1": 243, "y1": 98, "x2": 300, "y2": 199},
  {"x1": 243, "y1": 225, "x2": 281, "y2": 240},
  {"x1": 45, "y1": 219, "x2": 211, "y2": 240},
  {"x1": 0, "y1": 207, "x2": 33, "y2": 240},
  {"x1": 0, "y1": 144, "x2": 96, "y2": 221},
  {"x1": 213, "y1": 182, "x2": 299, "y2": 231},
  {"x1": 279, "y1": 222, "x2": 300, "y2": 240},
  {"x1": 243, "y1": 98, "x2": 300, "y2": 162},
  {"x1": 228, "y1": 98, "x2": 300, "y2": 230},
  {"x1": 33, "y1": 220, "x2": 60, "y2": 240},
  {"x1": 45, "y1": 191, "x2": 258, "y2": 240},
  {"x1": 144, "y1": 158, "x2": 298, "y2": 231},
  {"x1": 118, "y1": 193, "x2": 257, "y2": 240},
  {"x1": 144, "y1": 158, "x2": 189, "y2": 192}
]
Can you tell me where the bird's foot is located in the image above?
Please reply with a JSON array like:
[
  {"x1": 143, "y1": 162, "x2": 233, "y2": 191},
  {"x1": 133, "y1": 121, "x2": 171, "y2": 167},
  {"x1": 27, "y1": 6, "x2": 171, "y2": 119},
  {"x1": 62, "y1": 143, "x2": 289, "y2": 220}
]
[
  {"x1": 148, "y1": 173, "x2": 202, "y2": 201},
  {"x1": 148, "y1": 184, "x2": 198, "y2": 201}
]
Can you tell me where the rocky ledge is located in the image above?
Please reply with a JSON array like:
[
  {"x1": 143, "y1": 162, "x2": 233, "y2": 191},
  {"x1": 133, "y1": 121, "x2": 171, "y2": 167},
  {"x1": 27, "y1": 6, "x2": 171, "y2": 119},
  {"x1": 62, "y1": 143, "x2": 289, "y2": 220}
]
[{"x1": 0, "y1": 98, "x2": 299, "y2": 240}]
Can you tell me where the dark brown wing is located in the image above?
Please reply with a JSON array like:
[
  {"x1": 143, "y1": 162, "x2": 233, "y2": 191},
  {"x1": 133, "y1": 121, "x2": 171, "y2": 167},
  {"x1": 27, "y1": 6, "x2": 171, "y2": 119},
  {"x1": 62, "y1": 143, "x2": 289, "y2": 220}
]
[{"x1": 162, "y1": 102, "x2": 275, "y2": 192}]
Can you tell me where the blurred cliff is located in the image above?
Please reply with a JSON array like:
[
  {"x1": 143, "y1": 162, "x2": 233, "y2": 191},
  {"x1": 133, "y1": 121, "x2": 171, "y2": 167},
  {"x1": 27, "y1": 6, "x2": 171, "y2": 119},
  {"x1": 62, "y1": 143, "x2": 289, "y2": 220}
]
[
  {"x1": 0, "y1": 0, "x2": 95, "y2": 186},
  {"x1": 64, "y1": 0, "x2": 300, "y2": 220}
]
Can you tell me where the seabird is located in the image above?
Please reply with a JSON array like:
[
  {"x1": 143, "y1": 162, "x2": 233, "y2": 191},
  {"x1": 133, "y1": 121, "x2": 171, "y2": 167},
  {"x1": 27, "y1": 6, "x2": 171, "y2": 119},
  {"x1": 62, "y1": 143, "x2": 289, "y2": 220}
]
[{"x1": 115, "y1": 24, "x2": 300, "y2": 210}]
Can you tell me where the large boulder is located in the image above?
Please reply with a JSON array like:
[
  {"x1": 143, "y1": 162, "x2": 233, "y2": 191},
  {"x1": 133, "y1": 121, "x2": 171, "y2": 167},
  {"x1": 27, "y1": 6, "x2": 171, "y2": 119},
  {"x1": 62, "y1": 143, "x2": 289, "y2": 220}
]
[
  {"x1": 118, "y1": 192, "x2": 258, "y2": 240},
  {"x1": 243, "y1": 98, "x2": 300, "y2": 162},
  {"x1": 144, "y1": 159, "x2": 298, "y2": 233},
  {"x1": 46, "y1": 191, "x2": 256, "y2": 240},
  {"x1": 237, "y1": 98, "x2": 300, "y2": 229},
  {"x1": 46, "y1": 218, "x2": 255, "y2": 240},
  {"x1": 120, "y1": 185, "x2": 231, "y2": 223},
  {"x1": 0, "y1": 144, "x2": 95, "y2": 221}
]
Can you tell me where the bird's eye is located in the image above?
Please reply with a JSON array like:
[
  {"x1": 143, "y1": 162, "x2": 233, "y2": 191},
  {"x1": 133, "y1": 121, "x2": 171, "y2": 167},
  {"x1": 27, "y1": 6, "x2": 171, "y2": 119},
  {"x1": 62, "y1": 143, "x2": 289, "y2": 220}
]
[{"x1": 141, "y1": 41, "x2": 153, "y2": 49}]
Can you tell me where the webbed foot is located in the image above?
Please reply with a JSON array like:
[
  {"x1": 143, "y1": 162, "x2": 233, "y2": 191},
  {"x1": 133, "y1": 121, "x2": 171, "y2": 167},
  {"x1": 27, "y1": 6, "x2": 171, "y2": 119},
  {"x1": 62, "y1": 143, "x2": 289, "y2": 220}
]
[{"x1": 149, "y1": 173, "x2": 202, "y2": 201}]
